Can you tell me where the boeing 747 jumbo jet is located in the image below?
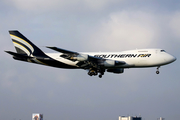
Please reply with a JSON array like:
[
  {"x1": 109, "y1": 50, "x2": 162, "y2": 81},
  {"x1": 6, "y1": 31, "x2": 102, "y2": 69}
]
[{"x1": 6, "y1": 30, "x2": 176, "y2": 78}]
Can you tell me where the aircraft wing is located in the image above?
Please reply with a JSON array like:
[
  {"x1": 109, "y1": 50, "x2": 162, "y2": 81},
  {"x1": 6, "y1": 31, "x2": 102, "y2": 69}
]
[
  {"x1": 46, "y1": 47, "x2": 78, "y2": 55},
  {"x1": 46, "y1": 46, "x2": 125, "y2": 69},
  {"x1": 46, "y1": 46, "x2": 101, "y2": 61}
]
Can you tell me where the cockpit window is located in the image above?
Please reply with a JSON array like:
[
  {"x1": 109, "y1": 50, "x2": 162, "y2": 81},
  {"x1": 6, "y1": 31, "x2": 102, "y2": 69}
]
[{"x1": 161, "y1": 50, "x2": 166, "y2": 52}]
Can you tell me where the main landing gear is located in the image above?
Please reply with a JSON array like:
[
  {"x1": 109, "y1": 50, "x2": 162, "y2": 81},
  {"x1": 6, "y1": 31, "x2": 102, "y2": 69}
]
[
  {"x1": 156, "y1": 66, "x2": 160, "y2": 74},
  {"x1": 98, "y1": 71, "x2": 104, "y2": 78},
  {"x1": 88, "y1": 68, "x2": 105, "y2": 78},
  {"x1": 88, "y1": 69, "x2": 98, "y2": 76}
]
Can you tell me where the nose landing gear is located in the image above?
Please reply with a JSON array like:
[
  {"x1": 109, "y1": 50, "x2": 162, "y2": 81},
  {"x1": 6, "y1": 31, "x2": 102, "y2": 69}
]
[{"x1": 156, "y1": 66, "x2": 160, "y2": 74}]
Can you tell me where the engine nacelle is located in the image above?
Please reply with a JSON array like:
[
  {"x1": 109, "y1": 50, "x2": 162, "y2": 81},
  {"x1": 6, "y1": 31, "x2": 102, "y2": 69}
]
[
  {"x1": 107, "y1": 68, "x2": 124, "y2": 74},
  {"x1": 103, "y1": 59, "x2": 115, "y2": 67},
  {"x1": 100, "y1": 60, "x2": 123, "y2": 67},
  {"x1": 73, "y1": 54, "x2": 88, "y2": 61}
]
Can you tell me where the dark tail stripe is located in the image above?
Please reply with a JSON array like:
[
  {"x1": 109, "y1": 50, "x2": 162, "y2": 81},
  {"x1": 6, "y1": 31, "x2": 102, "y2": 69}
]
[{"x1": 12, "y1": 39, "x2": 33, "y2": 55}]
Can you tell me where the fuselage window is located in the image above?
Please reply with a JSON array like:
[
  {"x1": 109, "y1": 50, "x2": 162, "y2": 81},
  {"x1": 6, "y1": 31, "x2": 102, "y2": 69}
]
[{"x1": 161, "y1": 50, "x2": 166, "y2": 52}]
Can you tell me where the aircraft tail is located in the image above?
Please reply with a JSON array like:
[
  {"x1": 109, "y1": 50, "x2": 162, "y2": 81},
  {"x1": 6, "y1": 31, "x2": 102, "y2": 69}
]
[{"x1": 9, "y1": 30, "x2": 46, "y2": 57}]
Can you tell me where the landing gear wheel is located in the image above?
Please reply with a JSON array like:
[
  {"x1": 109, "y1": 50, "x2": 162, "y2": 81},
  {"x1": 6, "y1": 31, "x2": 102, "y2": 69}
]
[
  {"x1": 99, "y1": 75, "x2": 102, "y2": 78},
  {"x1": 156, "y1": 66, "x2": 160, "y2": 74},
  {"x1": 88, "y1": 69, "x2": 98, "y2": 76}
]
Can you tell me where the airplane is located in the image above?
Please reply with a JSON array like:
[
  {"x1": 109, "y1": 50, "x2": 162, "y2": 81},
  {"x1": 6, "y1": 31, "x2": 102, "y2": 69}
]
[{"x1": 5, "y1": 30, "x2": 176, "y2": 78}]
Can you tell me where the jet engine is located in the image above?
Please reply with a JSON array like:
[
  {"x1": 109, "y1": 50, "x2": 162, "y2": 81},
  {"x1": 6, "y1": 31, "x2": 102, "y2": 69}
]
[
  {"x1": 103, "y1": 60, "x2": 115, "y2": 67},
  {"x1": 99, "y1": 60, "x2": 124, "y2": 67},
  {"x1": 73, "y1": 54, "x2": 88, "y2": 61},
  {"x1": 107, "y1": 68, "x2": 124, "y2": 74}
]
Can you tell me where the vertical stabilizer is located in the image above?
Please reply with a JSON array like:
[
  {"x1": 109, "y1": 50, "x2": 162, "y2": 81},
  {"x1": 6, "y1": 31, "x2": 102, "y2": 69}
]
[{"x1": 9, "y1": 30, "x2": 46, "y2": 57}]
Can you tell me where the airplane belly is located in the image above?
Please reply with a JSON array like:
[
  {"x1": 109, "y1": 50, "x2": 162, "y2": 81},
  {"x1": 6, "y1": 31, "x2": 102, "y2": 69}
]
[
  {"x1": 120, "y1": 57, "x2": 153, "y2": 67},
  {"x1": 133, "y1": 56, "x2": 166, "y2": 67},
  {"x1": 135, "y1": 60, "x2": 149, "y2": 67}
]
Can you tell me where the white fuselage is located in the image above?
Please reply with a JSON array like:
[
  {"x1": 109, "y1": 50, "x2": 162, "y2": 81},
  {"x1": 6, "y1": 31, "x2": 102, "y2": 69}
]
[{"x1": 46, "y1": 49, "x2": 176, "y2": 69}]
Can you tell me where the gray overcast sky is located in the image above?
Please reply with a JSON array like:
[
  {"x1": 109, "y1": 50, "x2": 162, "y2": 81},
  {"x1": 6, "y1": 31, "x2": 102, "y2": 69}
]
[{"x1": 0, "y1": 0, "x2": 180, "y2": 120}]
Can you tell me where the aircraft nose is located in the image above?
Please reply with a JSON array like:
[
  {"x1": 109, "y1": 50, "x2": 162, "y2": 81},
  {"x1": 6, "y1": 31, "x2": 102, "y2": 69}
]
[
  {"x1": 167, "y1": 54, "x2": 176, "y2": 63},
  {"x1": 173, "y1": 56, "x2": 176, "y2": 62}
]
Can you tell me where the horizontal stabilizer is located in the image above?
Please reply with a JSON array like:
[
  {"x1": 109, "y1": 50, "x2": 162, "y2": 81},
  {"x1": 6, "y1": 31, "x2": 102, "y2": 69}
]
[{"x1": 5, "y1": 51, "x2": 32, "y2": 58}]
